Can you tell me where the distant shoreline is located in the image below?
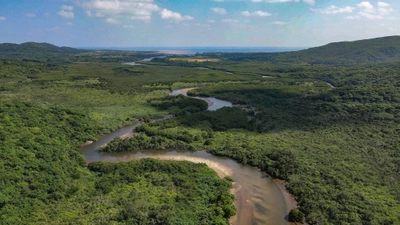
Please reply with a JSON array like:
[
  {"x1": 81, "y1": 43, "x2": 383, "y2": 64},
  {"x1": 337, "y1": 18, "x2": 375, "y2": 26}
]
[{"x1": 76, "y1": 46, "x2": 306, "y2": 54}]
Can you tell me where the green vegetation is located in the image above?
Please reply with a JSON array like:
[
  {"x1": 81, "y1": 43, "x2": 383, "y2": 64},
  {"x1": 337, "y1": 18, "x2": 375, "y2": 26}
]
[
  {"x1": 0, "y1": 42, "x2": 83, "y2": 59},
  {"x1": 0, "y1": 101, "x2": 234, "y2": 224},
  {"x1": 1, "y1": 37, "x2": 400, "y2": 224},
  {"x1": 0, "y1": 44, "x2": 236, "y2": 224},
  {"x1": 201, "y1": 35, "x2": 400, "y2": 64},
  {"x1": 88, "y1": 159, "x2": 235, "y2": 225},
  {"x1": 151, "y1": 94, "x2": 208, "y2": 116},
  {"x1": 131, "y1": 77, "x2": 399, "y2": 224},
  {"x1": 289, "y1": 209, "x2": 305, "y2": 223}
]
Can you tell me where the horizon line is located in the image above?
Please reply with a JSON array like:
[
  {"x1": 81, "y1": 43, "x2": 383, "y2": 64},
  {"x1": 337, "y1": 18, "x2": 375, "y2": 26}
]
[{"x1": 75, "y1": 46, "x2": 309, "y2": 49}]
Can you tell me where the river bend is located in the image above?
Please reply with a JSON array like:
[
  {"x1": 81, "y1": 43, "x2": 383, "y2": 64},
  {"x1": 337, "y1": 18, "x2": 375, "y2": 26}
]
[{"x1": 80, "y1": 89, "x2": 290, "y2": 225}]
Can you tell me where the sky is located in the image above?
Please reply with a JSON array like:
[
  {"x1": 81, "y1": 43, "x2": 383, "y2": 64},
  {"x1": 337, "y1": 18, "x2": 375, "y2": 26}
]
[{"x1": 0, "y1": 0, "x2": 399, "y2": 48}]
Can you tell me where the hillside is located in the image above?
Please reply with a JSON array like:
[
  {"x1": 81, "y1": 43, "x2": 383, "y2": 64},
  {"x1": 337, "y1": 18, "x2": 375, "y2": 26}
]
[
  {"x1": 0, "y1": 42, "x2": 83, "y2": 60},
  {"x1": 202, "y1": 36, "x2": 400, "y2": 64},
  {"x1": 279, "y1": 35, "x2": 400, "y2": 64}
]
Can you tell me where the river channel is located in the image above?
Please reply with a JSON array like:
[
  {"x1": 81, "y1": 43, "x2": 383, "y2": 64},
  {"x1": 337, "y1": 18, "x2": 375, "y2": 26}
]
[{"x1": 80, "y1": 89, "x2": 290, "y2": 225}]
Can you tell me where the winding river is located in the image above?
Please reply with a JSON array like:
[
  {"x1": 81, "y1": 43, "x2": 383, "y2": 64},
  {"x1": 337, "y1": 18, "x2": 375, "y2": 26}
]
[
  {"x1": 169, "y1": 88, "x2": 232, "y2": 111},
  {"x1": 80, "y1": 89, "x2": 291, "y2": 225}
]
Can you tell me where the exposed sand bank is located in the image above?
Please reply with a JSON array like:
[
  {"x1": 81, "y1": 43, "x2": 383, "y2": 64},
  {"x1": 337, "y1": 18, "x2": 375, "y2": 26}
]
[
  {"x1": 175, "y1": 87, "x2": 196, "y2": 95},
  {"x1": 174, "y1": 87, "x2": 214, "y2": 107},
  {"x1": 137, "y1": 155, "x2": 232, "y2": 178}
]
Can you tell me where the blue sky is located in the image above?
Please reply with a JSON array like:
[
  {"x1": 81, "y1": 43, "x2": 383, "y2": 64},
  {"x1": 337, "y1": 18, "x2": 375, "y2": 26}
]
[{"x1": 0, "y1": 0, "x2": 399, "y2": 47}]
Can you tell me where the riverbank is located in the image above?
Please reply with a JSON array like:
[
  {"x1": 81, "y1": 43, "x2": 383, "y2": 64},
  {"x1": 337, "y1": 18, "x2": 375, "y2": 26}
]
[
  {"x1": 174, "y1": 87, "x2": 196, "y2": 95},
  {"x1": 274, "y1": 178, "x2": 309, "y2": 225},
  {"x1": 154, "y1": 156, "x2": 301, "y2": 225},
  {"x1": 138, "y1": 155, "x2": 232, "y2": 178},
  {"x1": 80, "y1": 88, "x2": 298, "y2": 225},
  {"x1": 82, "y1": 142, "x2": 292, "y2": 225},
  {"x1": 274, "y1": 179, "x2": 298, "y2": 213},
  {"x1": 171, "y1": 87, "x2": 214, "y2": 107}
]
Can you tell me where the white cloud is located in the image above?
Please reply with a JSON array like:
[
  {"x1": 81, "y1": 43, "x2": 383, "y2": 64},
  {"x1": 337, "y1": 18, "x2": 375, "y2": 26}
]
[
  {"x1": 74, "y1": 0, "x2": 192, "y2": 23},
  {"x1": 211, "y1": 7, "x2": 227, "y2": 15},
  {"x1": 160, "y1": 9, "x2": 193, "y2": 21},
  {"x1": 207, "y1": 19, "x2": 216, "y2": 23},
  {"x1": 241, "y1": 11, "x2": 251, "y2": 16},
  {"x1": 265, "y1": 0, "x2": 293, "y2": 2},
  {"x1": 106, "y1": 17, "x2": 120, "y2": 24},
  {"x1": 251, "y1": 0, "x2": 263, "y2": 2},
  {"x1": 58, "y1": 10, "x2": 75, "y2": 18},
  {"x1": 0, "y1": 16, "x2": 5, "y2": 21},
  {"x1": 66, "y1": 22, "x2": 73, "y2": 26},
  {"x1": 253, "y1": 10, "x2": 271, "y2": 16},
  {"x1": 313, "y1": 5, "x2": 354, "y2": 15},
  {"x1": 359, "y1": 11, "x2": 382, "y2": 20},
  {"x1": 58, "y1": 4, "x2": 74, "y2": 19},
  {"x1": 358, "y1": 1, "x2": 375, "y2": 14},
  {"x1": 357, "y1": 1, "x2": 394, "y2": 20},
  {"x1": 303, "y1": 0, "x2": 315, "y2": 5},
  {"x1": 61, "y1": 5, "x2": 74, "y2": 11},
  {"x1": 377, "y1": 2, "x2": 390, "y2": 8},
  {"x1": 377, "y1": 1, "x2": 394, "y2": 15},
  {"x1": 76, "y1": 0, "x2": 160, "y2": 22},
  {"x1": 264, "y1": 0, "x2": 315, "y2": 5},
  {"x1": 25, "y1": 13, "x2": 36, "y2": 17},
  {"x1": 241, "y1": 10, "x2": 271, "y2": 17},
  {"x1": 212, "y1": 0, "x2": 225, "y2": 1}
]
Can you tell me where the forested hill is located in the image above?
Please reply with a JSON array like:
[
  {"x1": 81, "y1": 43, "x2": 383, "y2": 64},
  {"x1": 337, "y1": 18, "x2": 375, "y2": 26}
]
[
  {"x1": 204, "y1": 36, "x2": 400, "y2": 64},
  {"x1": 0, "y1": 42, "x2": 161, "y2": 63},
  {"x1": 280, "y1": 35, "x2": 400, "y2": 64},
  {"x1": 0, "y1": 42, "x2": 83, "y2": 60}
]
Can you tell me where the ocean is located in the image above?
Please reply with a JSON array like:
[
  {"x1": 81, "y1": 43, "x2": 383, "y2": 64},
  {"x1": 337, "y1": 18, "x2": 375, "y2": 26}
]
[{"x1": 80, "y1": 46, "x2": 306, "y2": 54}]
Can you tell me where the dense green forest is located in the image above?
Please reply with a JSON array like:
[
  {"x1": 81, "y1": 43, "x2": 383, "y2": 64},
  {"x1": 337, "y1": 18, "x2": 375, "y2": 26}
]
[
  {"x1": 1, "y1": 37, "x2": 400, "y2": 224},
  {"x1": 0, "y1": 101, "x2": 234, "y2": 224},
  {"x1": 0, "y1": 44, "x2": 236, "y2": 224}
]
